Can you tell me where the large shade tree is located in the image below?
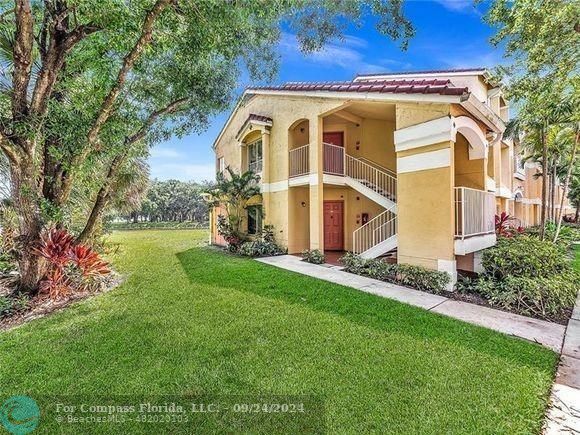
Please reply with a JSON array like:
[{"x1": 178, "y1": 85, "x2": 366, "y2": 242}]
[
  {"x1": 486, "y1": 0, "x2": 579, "y2": 239},
  {"x1": 0, "y1": 0, "x2": 413, "y2": 292}
]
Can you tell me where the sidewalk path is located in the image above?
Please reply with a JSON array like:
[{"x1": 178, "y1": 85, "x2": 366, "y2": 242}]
[
  {"x1": 256, "y1": 255, "x2": 565, "y2": 352},
  {"x1": 545, "y1": 292, "x2": 580, "y2": 433}
]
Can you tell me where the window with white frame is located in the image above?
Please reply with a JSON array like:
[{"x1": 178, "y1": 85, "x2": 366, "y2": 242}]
[{"x1": 247, "y1": 139, "x2": 263, "y2": 173}]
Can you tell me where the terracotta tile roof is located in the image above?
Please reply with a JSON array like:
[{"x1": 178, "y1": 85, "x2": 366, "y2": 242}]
[
  {"x1": 248, "y1": 79, "x2": 468, "y2": 97},
  {"x1": 236, "y1": 113, "x2": 273, "y2": 138}
]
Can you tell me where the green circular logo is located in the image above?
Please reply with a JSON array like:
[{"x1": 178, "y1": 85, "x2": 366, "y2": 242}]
[{"x1": 0, "y1": 396, "x2": 40, "y2": 435}]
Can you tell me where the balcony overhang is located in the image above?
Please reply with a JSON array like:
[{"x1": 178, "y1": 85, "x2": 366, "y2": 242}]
[{"x1": 455, "y1": 233, "x2": 496, "y2": 255}]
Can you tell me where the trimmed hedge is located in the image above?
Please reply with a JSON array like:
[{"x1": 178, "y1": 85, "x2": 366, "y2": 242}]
[
  {"x1": 341, "y1": 253, "x2": 450, "y2": 294},
  {"x1": 460, "y1": 235, "x2": 580, "y2": 321}
]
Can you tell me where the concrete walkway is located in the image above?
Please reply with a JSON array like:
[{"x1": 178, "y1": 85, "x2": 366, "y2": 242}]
[
  {"x1": 545, "y1": 292, "x2": 580, "y2": 433},
  {"x1": 256, "y1": 255, "x2": 565, "y2": 352}
]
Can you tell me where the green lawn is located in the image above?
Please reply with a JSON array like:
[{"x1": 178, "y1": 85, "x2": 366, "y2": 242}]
[{"x1": 0, "y1": 230, "x2": 558, "y2": 434}]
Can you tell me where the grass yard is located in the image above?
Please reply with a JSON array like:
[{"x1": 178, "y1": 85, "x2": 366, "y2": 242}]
[{"x1": 0, "y1": 230, "x2": 559, "y2": 433}]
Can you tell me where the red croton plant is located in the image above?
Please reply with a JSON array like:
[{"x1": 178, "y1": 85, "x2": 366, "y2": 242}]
[
  {"x1": 34, "y1": 229, "x2": 110, "y2": 300},
  {"x1": 495, "y1": 212, "x2": 524, "y2": 238}
]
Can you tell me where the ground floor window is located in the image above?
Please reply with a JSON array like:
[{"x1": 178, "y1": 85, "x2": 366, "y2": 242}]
[{"x1": 247, "y1": 205, "x2": 263, "y2": 235}]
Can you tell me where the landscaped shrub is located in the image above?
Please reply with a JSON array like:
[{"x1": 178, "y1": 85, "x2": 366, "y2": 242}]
[
  {"x1": 301, "y1": 249, "x2": 325, "y2": 264},
  {"x1": 238, "y1": 240, "x2": 284, "y2": 257},
  {"x1": 464, "y1": 235, "x2": 580, "y2": 321},
  {"x1": 495, "y1": 212, "x2": 524, "y2": 238},
  {"x1": 525, "y1": 222, "x2": 580, "y2": 248},
  {"x1": 0, "y1": 253, "x2": 15, "y2": 274},
  {"x1": 341, "y1": 253, "x2": 450, "y2": 294},
  {"x1": 34, "y1": 228, "x2": 110, "y2": 300},
  {"x1": 395, "y1": 264, "x2": 451, "y2": 293},
  {"x1": 481, "y1": 235, "x2": 569, "y2": 280},
  {"x1": 237, "y1": 226, "x2": 285, "y2": 258},
  {"x1": 217, "y1": 214, "x2": 245, "y2": 252},
  {"x1": 469, "y1": 273, "x2": 579, "y2": 320},
  {"x1": 0, "y1": 293, "x2": 29, "y2": 319}
]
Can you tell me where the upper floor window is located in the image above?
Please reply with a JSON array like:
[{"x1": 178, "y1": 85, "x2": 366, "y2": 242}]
[
  {"x1": 217, "y1": 156, "x2": 225, "y2": 174},
  {"x1": 247, "y1": 139, "x2": 263, "y2": 173}
]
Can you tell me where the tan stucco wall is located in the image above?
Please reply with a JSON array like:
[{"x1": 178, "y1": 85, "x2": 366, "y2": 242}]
[
  {"x1": 395, "y1": 104, "x2": 455, "y2": 270},
  {"x1": 454, "y1": 133, "x2": 485, "y2": 190},
  {"x1": 288, "y1": 186, "x2": 310, "y2": 253}
]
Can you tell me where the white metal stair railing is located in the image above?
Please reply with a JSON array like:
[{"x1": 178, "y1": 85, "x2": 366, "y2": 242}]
[
  {"x1": 322, "y1": 142, "x2": 397, "y2": 202},
  {"x1": 345, "y1": 154, "x2": 397, "y2": 202},
  {"x1": 353, "y1": 206, "x2": 397, "y2": 255}
]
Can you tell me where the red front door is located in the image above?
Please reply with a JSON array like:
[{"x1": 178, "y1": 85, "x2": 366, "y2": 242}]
[
  {"x1": 324, "y1": 201, "x2": 344, "y2": 251},
  {"x1": 323, "y1": 131, "x2": 344, "y2": 147},
  {"x1": 323, "y1": 132, "x2": 345, "y2": 174}
]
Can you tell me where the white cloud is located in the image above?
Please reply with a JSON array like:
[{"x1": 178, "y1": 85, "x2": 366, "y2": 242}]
[
  {"x1": 150, "y1": 147, "x2": 183, "y2": 159},
  {"x1": 433, "y1": 0, "x2": 475, "y2": 12},
  {"x1": 279, "y1": 32, "x2": 406, "y2": 75},
  {"x1": 149, "y1": 162, "x2": 216, "y2": 182}
]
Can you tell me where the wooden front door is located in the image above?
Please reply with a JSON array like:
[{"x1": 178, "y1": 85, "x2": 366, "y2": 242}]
[{"x1": 324, "y1": 201, "x2": 344, "y2": 251}]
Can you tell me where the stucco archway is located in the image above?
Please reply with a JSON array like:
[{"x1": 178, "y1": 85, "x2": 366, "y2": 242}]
[{"x1": 452, "y1": 116, "x2": 488, "y2": 160}]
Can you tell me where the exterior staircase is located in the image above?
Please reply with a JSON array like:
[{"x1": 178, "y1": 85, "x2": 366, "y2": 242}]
[{"x1": 323, "y1": 143, "x2": 398, "y2": 259}]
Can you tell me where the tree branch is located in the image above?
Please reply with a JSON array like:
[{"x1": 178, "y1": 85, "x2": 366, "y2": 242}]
[
  {"x1": 30, "y1": 3, "x2": 100, "y2": 117},
  {"x1": 76, "y1": 96, "x2": 189, "y2": 243},
  {"x1": 126, "y1": 97, "x2": 188, "y2": 145},
  {"x1": 86, "y1": 0, "x2": 173, "y2": 148},
  {"x1": 12, "y1": 0, "x2": 34, "y2": 122}
]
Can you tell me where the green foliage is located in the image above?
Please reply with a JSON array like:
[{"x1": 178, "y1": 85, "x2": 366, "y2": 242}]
[
  {"x1": 472, "y1": 274, "x2": 578, "y2": 320},
  {"x1": 238, "y1": 225, "x2": 285, "y2": 258},
  {"x1": 122, "y1": 179, "x2": 211, "y2": 225},
  {"x1": 0, "y1": 293, "x2": 29, "y2": 318},
  {"x1": 341, "y1": 253, "x2": 450, "y2": 294},
  {"x1": 301, "y1": 249, "x2": 325, "y2": 264},
  {"x1": 464, "y1": 235, "x2": 580, "y2": 321},
  {"x1": 108, "y1": 221, "x2": 207, "y2": 231},
  {"x1": 238, "y1": 240, "x2": 285, "y2": 258},
  {"x1": 525, "y1": 222, "x2": 580, "y2": 249},
  {"x1": 481, "y1": 236, "x2": 570, "y2": 280},
  {"x1": 0, "y1": 253, "x2": 15, "y2": 274},
  {"x1": 209, "y1": 168, "x2": 262, "y2": 252}
]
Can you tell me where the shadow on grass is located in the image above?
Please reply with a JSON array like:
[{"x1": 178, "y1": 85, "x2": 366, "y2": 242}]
[{"x1": 176, "y1": 247, "x2": 557, "y2": 372}]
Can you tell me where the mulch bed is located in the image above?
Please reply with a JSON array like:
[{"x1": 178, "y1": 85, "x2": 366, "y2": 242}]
[{"x1": 0, "y1": 273, "x2": 123, "y2": 331}]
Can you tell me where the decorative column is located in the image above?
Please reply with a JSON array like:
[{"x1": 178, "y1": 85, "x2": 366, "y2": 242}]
[
  {"x1": 394, "y1": 112, "x2": 457, "y2": 289},
  {"x1": 309, "y1": 116, "x2": 324, "y2": 251}
]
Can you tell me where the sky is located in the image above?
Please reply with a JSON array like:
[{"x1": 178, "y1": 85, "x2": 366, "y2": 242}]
[{"x1": 149, "y1": 0, "x2": 505, "y2": 183}]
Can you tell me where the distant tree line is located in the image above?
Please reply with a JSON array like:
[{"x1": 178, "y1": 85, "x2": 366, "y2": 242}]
[{"x1": 120, "y1": 180, "x2": 212, "y2": 224}]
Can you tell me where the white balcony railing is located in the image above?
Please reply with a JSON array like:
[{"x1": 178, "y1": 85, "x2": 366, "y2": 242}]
[
  {"x1": 249, "y1": 159, "x2": 263, "y2": 173},
  {"x1": 323, "y1": 142, "x2": 345, "y2": 175},
  {"x1": 454, "y1": 187, "x2": 495, "y2": 239},
  {"x1": 289, "y1": 144, "x2": 309, "y2": 177}
]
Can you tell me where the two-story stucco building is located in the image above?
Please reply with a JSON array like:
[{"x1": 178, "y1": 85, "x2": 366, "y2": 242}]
[{"x1": 210, "y1": 68, "x2": 574, "y2": 288}]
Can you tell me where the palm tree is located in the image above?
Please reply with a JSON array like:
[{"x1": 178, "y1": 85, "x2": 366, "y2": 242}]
[{"x1": 207, "y1": 167, "x2": 261, "y2": 237}]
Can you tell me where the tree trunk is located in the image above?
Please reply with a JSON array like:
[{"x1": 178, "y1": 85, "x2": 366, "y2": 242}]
[
  {"x1": 540, "y1": 124, "x2": 548, "y2": 239},
  {"x1": 76, "y1": 153, "x2": 126, "y2": 243},
  {"x1": 554, "y1": 130, "x2": 578, "y2": 242},
  {"x1": 11, "y1": 158, "x2": 44, "y2": 293},
  {"x1": 550, "y1": 161, "x2": 557, "y2": 223}
]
